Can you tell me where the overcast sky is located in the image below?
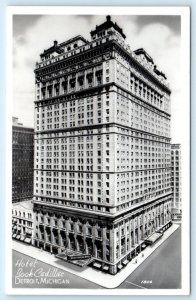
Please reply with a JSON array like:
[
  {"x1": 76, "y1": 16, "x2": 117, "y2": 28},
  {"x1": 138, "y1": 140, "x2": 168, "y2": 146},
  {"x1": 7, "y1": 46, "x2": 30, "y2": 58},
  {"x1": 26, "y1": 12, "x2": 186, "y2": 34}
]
[{"x1": 13, "y1": 14, "x2": 182, "y2": 143}]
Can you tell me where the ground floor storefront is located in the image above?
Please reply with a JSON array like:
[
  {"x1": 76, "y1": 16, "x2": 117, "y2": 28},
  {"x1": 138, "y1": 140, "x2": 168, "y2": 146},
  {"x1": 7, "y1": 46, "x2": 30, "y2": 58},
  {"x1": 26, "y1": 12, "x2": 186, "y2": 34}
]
[{"x1": 32, "y1": 195, "x2": 172, "y2": 274}]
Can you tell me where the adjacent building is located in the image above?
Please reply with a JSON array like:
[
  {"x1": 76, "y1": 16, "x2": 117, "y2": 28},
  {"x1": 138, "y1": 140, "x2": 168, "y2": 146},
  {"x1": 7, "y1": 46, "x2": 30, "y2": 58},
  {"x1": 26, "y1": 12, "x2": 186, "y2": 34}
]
[
  {"x1": 12, "y1": 117, "x2": 34, "y2": 203},
  {"x1": 171, "y1": 144, "x2": 182, "y2": 220},
  {"x1": 33, "y1": 16, "x2": 172, "y2": 274},
  {"x1": 12, "y1": 200, "x2": 33, "y2": 244}
]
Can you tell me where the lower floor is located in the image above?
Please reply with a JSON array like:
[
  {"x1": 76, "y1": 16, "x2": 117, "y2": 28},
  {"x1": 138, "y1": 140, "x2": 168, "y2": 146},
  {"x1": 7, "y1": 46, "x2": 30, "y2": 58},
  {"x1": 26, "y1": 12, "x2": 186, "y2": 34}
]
[
  {"x1": 12, "y1": 220, "x2": 32, "y2": 244},
  {"x1": 32, "y1": 195, "x2": 172, "y2": 274},
  {"x1": 12, "y1": 224, "x2": 181, "y2": 289}
]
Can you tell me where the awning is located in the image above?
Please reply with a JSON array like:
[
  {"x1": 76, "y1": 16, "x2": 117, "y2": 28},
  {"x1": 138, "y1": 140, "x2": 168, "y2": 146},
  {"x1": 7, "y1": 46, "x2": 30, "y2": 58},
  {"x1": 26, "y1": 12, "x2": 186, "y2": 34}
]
[
  {"x1": 103, "y1": 265, "x2": 109, "y2": 271},
  {"x1": 16, "y1": 234, "x2": 21, "y2": 240},
  {"x1": 156, "y1": 229, "x2": 164, "y2": 234},
  {"x1": 145, "y1": 232, "x2": 163, "y2": 245},
  {"x1": 56, "y1": 252, "x2": 67, "y2": 259},
  {"x1": 93, "y1": 262, "x2": 102, "y2": 269},
  {"x1": 122, "y1": 259, "x2": 129, "y2": 265},
  {"x1": 118, "y1": 264, "x2": 123, "y2": 270},
  {"x1": 12, "y1": 233, "x2": 17, "y2": 238},
  {"x1": 24, "y1": 237, "x2": 31, "y2": 244},
  {"x1": 20, "y1": 236, "x2": 25, "y2": 241},
  {"x1": 56, "y1": 251, "x2": 93, "y2": 268},
  {"x1": 142, "y1": 244, "x2": 146, "y2": 249}
]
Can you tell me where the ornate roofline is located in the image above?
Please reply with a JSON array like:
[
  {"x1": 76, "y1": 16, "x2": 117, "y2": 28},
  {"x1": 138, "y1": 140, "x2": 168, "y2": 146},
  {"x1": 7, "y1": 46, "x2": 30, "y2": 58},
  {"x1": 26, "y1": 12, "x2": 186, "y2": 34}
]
[{"x1": 90, "y1": 15, "x2": 126, "y2": 39}]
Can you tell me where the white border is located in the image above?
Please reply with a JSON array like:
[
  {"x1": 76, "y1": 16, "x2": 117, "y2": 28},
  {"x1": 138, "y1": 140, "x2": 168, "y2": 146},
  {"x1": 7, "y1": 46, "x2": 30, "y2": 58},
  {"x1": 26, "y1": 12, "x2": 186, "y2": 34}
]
[{"x1": 6, "y1": 6, "x2": 190, "y2": 296}]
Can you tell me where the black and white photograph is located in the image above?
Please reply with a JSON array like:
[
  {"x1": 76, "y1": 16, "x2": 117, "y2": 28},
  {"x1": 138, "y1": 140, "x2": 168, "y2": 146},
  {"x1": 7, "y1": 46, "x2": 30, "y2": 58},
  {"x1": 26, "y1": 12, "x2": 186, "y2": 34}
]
[{"x1": 6, "y1": 6, "x2": 190, "y2": 295}]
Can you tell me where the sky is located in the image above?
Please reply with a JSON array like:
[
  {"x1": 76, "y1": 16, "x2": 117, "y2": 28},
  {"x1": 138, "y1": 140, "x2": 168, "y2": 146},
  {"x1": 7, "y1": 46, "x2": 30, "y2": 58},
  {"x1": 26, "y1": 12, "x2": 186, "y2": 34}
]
[{"x1": 12, "y1": 14, "x2": 182, "y2": 143}]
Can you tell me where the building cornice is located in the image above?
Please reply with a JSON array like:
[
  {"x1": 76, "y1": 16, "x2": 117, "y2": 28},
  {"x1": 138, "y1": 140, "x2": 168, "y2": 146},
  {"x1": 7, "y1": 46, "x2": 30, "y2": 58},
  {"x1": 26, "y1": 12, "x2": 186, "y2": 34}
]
[
  {"x1": 33, "y1": 192, "x2": 172, "y2": 223},
  {"x1": 35, "y1": 39, "x2": 171, "y2": 95},
  {"x1": 112, "y1": 41, "x2": 171, "y2": 94}
]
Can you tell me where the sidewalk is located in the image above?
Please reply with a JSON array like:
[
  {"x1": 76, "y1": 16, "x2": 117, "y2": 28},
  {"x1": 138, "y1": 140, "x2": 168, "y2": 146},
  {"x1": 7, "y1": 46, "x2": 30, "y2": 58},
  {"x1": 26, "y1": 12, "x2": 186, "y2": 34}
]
[{"x1": 12, "y1": 223, "x2": 179, "y2": 289}]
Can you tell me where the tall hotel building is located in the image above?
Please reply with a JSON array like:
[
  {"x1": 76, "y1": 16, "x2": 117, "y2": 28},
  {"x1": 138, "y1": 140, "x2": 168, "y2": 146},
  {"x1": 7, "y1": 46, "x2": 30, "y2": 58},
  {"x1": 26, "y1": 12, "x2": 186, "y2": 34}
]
[{"x1": 33, "y1": 16, "x2": 172, "y2": 274}]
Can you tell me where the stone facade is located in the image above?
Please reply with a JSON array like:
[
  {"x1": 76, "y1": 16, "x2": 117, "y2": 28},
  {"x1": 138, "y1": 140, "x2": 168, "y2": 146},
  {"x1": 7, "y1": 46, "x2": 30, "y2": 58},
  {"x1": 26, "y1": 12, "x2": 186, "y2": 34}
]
[{"x1": 33, "y1": 16, "x2": 172, "y2": 274}]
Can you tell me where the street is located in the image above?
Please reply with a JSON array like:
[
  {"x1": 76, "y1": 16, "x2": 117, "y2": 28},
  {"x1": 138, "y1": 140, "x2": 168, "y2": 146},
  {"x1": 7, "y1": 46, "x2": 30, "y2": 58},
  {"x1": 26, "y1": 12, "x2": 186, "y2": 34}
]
[
  {"x1": 12, "y1": 226, "x2": 181, "y2": 289},
  {"x1": 118, "y1": 226, "x2": 181, "y2": 289}
]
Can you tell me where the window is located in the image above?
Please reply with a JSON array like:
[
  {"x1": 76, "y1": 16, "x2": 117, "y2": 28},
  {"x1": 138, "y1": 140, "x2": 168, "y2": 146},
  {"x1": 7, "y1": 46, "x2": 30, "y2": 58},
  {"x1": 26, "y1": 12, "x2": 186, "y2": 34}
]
[
  {"x1": 87, "y1": 227, "x2": 92, "y2": 235},
  {"x1": 97, "y1": 229, "x2": 102, "y2": 238}
]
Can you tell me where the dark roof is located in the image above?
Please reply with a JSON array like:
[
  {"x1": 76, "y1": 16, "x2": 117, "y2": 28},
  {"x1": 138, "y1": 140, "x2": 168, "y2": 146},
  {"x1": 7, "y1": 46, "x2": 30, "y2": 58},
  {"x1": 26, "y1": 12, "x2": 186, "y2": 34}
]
[
  {"x1": 12, "y1": 125, "x2": 34, "y2": 131},
  {"x1": 40, "y1": 40, "x2": 64, "y2": 58},
  {"x1": 171, "y1": 143, "x2": 181, "y2": 148},
  {"x1": 90, "y1": 15, "x2": 126, "y2": 39},
  {"x1": 40, "y1": 36, "x2": 88, "y2": 58},
  {"x1": 134, "y1": 48, "x2": 167, "y2": 80},
  {"x1": 134, "y1": 48, "x2": 154, "y2": 64},
  {"x1": 154, "y1": 65, "x2": 167, "y2": 80},
  {"x1": 60, "y1": 35, "x2": 88, "y2": 47}
]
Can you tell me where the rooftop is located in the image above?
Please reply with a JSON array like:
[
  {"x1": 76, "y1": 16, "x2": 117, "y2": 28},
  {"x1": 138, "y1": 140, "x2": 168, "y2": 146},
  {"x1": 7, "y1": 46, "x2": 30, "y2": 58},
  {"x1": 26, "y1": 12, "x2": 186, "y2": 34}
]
[
  {"x1": 12, "y1": 117, "x2": 34, "y2": 131},
  {"x1": 171, "y1": 144, "x2": 181, "y2": 149},
  {"x1": 36, "y1": 16, "x2": 169, "y2": 89},
  {"x1": 40, "y1": 35, "x2": 88, "y2": 59},
  {"x1": 40, "y1": 40, "x2": 64, "y2": 58},
  {"x1": 60, "y1": 35, "x2": 88, "y2": 47},
  {"x1": 90, "y1": 15, "x2": 126, "y2": 39},
  {"x1": 134, "y1": 48, "x2": 154, "y2": 64},
  {"x1": 12, "y1": 116, "x2": 23, "y2": 127},
  {"x1": 134, "y1": 48, "x2": 167, "y2": 80},
  {"x1": 13, "y1": 200, "x2": 33, "y2": 211}
]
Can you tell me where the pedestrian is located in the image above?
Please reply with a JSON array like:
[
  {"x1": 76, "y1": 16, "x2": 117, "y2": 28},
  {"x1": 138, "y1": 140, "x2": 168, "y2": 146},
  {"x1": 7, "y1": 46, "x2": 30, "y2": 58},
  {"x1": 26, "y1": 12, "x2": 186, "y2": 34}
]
[
  {"x1": 135, "y1": 259, "x2": 137, "y2": 263},
  {"x1": 50, "y1": 249, "x2": 52, "y2": 255},
  {"x1": 142, "y1": 253, "x2": 144, "y2": 258}
]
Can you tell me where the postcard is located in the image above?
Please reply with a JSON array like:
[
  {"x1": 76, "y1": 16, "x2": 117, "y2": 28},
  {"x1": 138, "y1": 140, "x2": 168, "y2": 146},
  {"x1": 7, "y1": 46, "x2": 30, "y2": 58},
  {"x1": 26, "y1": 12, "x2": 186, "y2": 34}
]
[{"x1": 6, "y1": 6, "x2": 190, "y2": 295}]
